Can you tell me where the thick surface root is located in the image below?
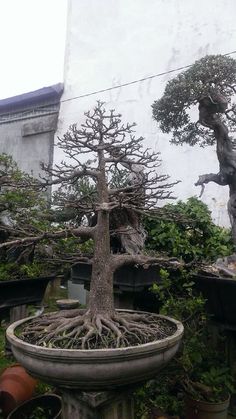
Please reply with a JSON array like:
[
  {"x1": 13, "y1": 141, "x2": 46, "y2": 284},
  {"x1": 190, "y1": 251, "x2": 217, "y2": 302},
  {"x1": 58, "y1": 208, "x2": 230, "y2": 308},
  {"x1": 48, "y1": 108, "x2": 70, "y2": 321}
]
[{"x1": 19, "y1": 310, "x2": 176, "y2": 350}]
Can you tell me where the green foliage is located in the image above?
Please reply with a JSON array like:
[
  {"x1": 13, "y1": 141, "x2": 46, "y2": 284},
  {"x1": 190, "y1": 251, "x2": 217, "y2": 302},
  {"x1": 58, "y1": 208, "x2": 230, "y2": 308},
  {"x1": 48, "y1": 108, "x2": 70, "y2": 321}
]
[
  {"x1": 144, "y1": 197, "x2": 233, "y2": 263},
  {"x1": 152, "y1": 54, "x2": 236, "y2": 146},
  {"x1": 55, "y1": 237, "x2": 93, "y2": 255},
  {"x1": 0, "y1": 153, "x2": 61, "y2": 280},
  {"x1": 186, "y1": 366, "x2": 234, "y2": 403},
  {"x1": 0, "y1": 153, "x2": 44, "y2": 214},
  {"x1": 108, "y1": 166, "x2": 130, "y2": 188},
  {"x1": 135, "y1": 377, "x2": 183, "y2": 418},
  {"x1": 135, "y1": 256, "x2": 234, "y2": 416},
  {"x1": 0, "y1": 262, "x2": 53, "y2": 281},
  {"x1": 52, "y1": 177, "x2": 96, "y2": 224}
]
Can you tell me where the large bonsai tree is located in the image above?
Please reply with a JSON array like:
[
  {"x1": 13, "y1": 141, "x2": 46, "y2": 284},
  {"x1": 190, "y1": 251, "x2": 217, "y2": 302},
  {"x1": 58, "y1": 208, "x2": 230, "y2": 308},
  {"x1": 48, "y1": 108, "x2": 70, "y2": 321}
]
[
  {"x1": 152, "y1": 54, "x2": 236, "y2": 247},
  {"x1": 1, "y1": 102, "x2": 180, "y2": 349}
]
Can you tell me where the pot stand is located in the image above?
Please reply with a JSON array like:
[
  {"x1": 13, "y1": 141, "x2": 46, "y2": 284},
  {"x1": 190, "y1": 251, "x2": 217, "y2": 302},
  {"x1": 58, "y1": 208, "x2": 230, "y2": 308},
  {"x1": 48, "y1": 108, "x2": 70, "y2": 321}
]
[{"x1": 61, "y1": 388, "x2": 134, "y2": 419}]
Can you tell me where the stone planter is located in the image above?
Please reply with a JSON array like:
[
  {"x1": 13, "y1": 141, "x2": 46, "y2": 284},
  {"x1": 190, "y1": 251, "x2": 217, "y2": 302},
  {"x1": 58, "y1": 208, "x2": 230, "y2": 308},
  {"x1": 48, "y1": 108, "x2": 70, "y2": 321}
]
[{"x1": 6, "y1": 310, "x2": 183, "y2": 391}]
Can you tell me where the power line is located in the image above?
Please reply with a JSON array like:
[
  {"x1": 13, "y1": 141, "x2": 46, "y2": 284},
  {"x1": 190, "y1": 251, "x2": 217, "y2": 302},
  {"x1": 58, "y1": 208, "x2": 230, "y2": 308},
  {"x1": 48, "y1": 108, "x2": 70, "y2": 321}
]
[
  {"x1": 4, "y1": 49, "x2": 235, "y2": 119},
  {"x1": 60, "y1": 49, "x2": 236, "y2": 104}
]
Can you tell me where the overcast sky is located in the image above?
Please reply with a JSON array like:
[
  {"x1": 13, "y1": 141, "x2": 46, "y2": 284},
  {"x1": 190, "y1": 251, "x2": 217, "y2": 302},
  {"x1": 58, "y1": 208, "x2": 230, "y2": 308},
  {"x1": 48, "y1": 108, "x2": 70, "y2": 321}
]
[{"x1": 0, "y1": 0, "x2": 67, "y2": 99}]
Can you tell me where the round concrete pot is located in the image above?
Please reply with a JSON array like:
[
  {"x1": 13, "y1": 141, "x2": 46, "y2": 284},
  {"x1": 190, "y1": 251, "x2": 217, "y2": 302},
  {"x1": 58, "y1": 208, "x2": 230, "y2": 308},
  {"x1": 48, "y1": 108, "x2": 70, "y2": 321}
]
[{"x1": 6, "y1": 310, "x2": 184, "y2": 391}]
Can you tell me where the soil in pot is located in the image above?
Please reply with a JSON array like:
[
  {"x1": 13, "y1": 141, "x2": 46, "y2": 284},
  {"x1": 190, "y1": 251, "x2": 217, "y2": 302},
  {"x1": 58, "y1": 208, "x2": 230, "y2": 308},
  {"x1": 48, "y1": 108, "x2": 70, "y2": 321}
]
[
  {"x1": 7, "y1": 394, "x2": 62, "y2": 419},
  {"x1": 18, "y1": 309, "x2": 177, "y2": 349},
  {"x1": 185, "y1": 395, "x2": 230, "y2": 419}
]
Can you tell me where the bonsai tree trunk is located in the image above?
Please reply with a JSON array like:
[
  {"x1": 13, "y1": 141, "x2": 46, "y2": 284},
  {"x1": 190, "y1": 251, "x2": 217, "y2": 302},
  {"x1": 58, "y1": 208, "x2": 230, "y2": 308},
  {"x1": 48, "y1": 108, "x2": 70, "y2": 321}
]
[
  {"x1": 89, "y1": 210, "x2": 114, "y2": 315},
  {"x1": 88, "y1": 147, "x2": 114, "y2": 316},
  {"x1": 196, "y1": 94, "x2": 236, "y2": 246}
]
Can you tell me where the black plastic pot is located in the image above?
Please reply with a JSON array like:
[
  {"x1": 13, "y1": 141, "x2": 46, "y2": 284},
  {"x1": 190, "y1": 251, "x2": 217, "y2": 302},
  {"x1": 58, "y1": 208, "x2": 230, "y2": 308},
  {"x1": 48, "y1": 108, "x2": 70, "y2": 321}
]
[
  {"x1": 0, "y1": 276, "x2": 55, "y2": 311},
  {"x1": 72, "y1": 262, "x2": 162, "y2": 292},
  {"x1": 7, "y1": 394, "x2": 62, "y2": 419},
  {"x1": 71, "y1": 262, "x2": 162, "y2": 312},
  {"x1": 193, "y1": 273, "x2": 236, "y2": 326}
]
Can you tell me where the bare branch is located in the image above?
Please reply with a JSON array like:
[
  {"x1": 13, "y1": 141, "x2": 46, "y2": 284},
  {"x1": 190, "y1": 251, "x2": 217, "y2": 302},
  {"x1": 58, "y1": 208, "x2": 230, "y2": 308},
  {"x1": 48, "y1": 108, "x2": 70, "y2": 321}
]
[
  {"x1": 0, "y1": 226, "x2": 96, "y2": 249},
  {"x1": 111, "y1": 254, "x2": 183, "y2": 271}
]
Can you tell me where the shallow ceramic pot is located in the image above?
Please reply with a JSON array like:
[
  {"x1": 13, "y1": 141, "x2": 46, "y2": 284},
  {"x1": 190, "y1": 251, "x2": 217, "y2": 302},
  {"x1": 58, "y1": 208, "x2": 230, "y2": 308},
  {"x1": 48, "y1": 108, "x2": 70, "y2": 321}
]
[{"x1": 6, "y1": 310, "x2": 184, "y2": 391}]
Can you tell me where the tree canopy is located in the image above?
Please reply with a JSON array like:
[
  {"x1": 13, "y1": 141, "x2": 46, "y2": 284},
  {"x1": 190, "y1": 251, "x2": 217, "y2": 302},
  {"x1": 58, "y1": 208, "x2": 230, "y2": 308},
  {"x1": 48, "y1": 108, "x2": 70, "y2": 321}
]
[{"x1": 152, "y1": 55, "x2": 236, "y2": 147}]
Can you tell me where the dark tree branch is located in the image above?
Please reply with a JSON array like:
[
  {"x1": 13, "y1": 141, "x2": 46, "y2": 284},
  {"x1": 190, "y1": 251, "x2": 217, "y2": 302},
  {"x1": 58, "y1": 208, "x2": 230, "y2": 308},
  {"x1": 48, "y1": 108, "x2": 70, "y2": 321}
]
[{"x1": 0, "y1": 226, "x2": 95, "y2": 249}]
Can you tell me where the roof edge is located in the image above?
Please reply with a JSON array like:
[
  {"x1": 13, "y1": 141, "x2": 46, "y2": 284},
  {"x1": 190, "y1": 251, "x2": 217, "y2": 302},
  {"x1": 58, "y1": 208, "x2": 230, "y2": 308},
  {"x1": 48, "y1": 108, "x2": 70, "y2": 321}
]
[{"x1": 0, "y1": 83, "x2": 64, "y2": 114}]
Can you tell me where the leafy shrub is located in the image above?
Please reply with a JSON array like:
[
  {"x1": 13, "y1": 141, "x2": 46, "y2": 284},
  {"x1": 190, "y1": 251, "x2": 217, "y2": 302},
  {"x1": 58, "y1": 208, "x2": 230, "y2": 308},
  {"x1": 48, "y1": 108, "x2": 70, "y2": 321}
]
[{"x1": 144, "y1": 197, "x2": 233, "y2": 262}]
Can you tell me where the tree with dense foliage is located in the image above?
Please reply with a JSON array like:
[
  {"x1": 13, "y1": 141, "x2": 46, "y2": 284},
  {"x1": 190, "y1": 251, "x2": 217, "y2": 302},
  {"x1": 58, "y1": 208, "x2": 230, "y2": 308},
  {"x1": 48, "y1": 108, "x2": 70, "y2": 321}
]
[{"x1": 152, "y1": 54, "x2": 236, "y2": 246}]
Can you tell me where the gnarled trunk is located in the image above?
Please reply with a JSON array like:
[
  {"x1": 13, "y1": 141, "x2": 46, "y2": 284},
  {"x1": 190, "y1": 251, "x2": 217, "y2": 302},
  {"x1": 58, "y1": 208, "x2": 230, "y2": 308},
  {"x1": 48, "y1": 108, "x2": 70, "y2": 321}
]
[{"x1": 196, "y1": 95, "x2": 236, "y2": 246}]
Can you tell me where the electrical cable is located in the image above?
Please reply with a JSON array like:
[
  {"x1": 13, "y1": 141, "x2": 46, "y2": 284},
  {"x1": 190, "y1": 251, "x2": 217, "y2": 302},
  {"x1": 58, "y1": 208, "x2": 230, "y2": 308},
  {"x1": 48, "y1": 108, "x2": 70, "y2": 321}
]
[{"x1": 60, "y1": 49, "x2": 236, "y2": 103}]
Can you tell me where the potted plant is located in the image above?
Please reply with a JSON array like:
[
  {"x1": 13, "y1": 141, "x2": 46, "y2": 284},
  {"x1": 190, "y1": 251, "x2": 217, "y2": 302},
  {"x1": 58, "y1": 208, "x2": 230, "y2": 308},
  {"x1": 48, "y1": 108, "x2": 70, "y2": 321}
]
[
  {"x1": 184, "y1": 366, "x2": 233, "y2": 419},
  {"x1": 5, "y1": 103, "x2": 184, "y2": 417},
  {"x1": 134, "y1": 262, "x2": 234, "y2": 419},
  {"x1": 0, "y1": 154, "x2": 57, "y2": 313}
]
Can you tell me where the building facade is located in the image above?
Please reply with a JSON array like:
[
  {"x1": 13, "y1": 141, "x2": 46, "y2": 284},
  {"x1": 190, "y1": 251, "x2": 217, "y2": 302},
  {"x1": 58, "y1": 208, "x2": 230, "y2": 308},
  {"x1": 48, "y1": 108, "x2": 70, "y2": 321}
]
[
  {"x1": 56, "y1": 0, "x2": 236, "y2": 227},
  {"x1": 0, "y1": 83, "x2": 63, "y2": 178}
]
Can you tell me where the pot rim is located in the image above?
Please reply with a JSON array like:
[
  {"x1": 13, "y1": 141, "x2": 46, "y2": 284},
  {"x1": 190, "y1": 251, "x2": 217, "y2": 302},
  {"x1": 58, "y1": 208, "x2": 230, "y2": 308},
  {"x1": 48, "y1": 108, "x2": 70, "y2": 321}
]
[
  {"x1": 185, "y1": 393, "x2": 230, "y2": 406},
  {"x1": 6, "y1": 393, "x2": 62, "y2": 418},
  {"x1": 7, "y1": 309, "x2": 184, "y2": 356}
]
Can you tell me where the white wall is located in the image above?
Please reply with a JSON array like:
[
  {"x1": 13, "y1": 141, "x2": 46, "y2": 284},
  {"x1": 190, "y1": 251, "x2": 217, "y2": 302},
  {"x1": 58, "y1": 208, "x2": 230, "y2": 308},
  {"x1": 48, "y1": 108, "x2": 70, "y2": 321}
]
[{"x1": 56, "y1": 0, "x2": 236, "y2": 227}]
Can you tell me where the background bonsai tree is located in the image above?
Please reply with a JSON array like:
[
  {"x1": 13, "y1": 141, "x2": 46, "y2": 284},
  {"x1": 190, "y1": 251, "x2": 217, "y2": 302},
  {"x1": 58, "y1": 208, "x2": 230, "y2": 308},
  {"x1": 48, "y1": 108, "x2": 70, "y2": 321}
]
[
  {"x1": 152, "y1": 55, "x2": 236, "y2": 252},
  {"x1": 0, "y1": 154, "x2": 55, "y2": 279},
  {"x1": 1, "y1": 102, "x2": 181, "y2": 349}
]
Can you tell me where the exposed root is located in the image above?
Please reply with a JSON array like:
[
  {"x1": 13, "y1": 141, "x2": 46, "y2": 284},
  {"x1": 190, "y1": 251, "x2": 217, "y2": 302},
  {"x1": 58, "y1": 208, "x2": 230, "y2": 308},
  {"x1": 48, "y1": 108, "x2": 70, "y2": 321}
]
[{"x1": 19, "y1": 310, "x2": 176, "y2": 350}]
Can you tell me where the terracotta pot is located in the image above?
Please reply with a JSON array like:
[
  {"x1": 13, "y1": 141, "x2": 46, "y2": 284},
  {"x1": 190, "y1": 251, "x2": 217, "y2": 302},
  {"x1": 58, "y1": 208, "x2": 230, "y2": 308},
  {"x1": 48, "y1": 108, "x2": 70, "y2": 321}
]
[
  {"x1": 0, "y1": 364, "x2": 37, "y2": 416},
  {"x1": 7, "y1": 394, "x2": 62, "y2": 419},
  {"x1": 185, "y1": 395, "x2": 230, "y2": 419}
]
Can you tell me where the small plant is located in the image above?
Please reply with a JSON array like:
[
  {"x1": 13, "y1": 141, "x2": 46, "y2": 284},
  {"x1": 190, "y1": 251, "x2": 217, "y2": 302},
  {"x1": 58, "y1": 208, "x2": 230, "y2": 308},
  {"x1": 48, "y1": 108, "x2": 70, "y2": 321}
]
[
  {"x1": 185, "y1": 366, "x2": 234, "y2": 403},
  {"x1": 135, "y1": 376, "x2": 183, "y2": 418}
]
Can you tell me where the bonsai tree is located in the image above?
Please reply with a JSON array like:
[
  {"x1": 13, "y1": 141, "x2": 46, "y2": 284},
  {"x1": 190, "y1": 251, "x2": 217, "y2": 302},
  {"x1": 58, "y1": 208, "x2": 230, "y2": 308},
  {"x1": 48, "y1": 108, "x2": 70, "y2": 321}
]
[
  {"x1": 1, "y1": 102, "x2": 180, "y2": 349},
  {"x1": 0, "y1": 154, "x2": 54, "y2": 279},
  {"x1": 152, "y1": 55, "x2": 236, "y2": 249}
]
